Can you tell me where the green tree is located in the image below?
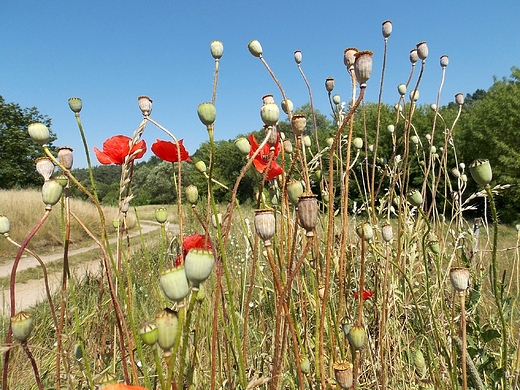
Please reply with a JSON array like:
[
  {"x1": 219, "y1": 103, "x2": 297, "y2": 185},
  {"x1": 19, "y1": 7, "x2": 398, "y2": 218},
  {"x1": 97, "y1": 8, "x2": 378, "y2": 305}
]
[
  {"x1": 0, "y1": 95, "x2": 54, "y2": 188},
  {"x1": 458, "y1": 67, "x2": 520, "y2": 222}
]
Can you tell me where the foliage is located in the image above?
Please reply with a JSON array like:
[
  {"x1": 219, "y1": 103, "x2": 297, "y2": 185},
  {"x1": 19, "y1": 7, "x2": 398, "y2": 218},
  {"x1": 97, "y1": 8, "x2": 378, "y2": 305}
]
[{"x1": 0, "y1": 95, "x2": 55, "y2": 189}]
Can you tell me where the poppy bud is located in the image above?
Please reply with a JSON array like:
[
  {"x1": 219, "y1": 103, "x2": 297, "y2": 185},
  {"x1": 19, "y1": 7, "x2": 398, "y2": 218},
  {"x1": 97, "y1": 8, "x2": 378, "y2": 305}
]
[
  {"x1": 408, "y1": 190, "x2": 423, "y2": 208},
  {"x1": 332, "y1": 94, "x2": 341, "y2": 105},
  {"x1": 287, "y1": 180, "x2": 304, "y2": 206},
  {"x1": 398, "y1": 83, "x2": 407, "y2": 96},
  {"x1": 195, "y1": 160, "x2": 207, "y2": 173},
  {"x1": 185, "y1": 185, "x2": 199, "y2": 205},
  {"x1": 234, "y1": 137, "x2": 251, "y2": 156},
  {"x1": 281, "y1": 99, "x2": 293, "y2": 114},
  {"x1": 197, "y1": 102, "x2": 217, "y2": 126}
]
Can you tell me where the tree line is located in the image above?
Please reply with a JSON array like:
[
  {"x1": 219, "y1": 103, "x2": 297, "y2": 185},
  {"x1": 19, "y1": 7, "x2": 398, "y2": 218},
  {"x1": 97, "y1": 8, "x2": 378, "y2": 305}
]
[{"x1": 1, "y1": 67, "x2": 519, "y2": 222}]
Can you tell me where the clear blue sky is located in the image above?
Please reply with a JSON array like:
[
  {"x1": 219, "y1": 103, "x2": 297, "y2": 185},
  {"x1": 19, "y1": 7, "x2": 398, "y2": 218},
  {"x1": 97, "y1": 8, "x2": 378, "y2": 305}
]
[{"x1": 2, "y1": 1, "x2": 519, "y2": 168}]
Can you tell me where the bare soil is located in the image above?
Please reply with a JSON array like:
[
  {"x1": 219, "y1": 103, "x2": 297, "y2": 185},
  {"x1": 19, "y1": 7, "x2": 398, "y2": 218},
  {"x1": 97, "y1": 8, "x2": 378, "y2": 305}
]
[{"x1": 0, "y1": 221, "x2": 164, "y2": 317}]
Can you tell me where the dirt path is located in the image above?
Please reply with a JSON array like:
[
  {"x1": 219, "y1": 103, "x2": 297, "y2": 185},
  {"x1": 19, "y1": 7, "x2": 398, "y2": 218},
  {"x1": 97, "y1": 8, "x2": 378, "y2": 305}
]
[{"x1": 0, "y1": 221, "x2": 166, "y2": 317}]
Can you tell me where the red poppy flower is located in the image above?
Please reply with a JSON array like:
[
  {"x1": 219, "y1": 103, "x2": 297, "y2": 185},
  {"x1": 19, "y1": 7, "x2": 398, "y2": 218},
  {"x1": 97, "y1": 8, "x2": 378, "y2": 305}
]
[
  {"x1": 94, "y1": 135, "x2": 147, "y2": 165},
  {"x1": 175, "y1": 233, "x2": 212, "y2": 266},
  {"x1": 151, "y1": 139, "x2": 191, "y2": 163},
  {"x1": 353, "y1": 289, "x2": 374, "y2": 300},
  {"x1": 248, "y1": 134, "x2": 282, "y2": 180}
]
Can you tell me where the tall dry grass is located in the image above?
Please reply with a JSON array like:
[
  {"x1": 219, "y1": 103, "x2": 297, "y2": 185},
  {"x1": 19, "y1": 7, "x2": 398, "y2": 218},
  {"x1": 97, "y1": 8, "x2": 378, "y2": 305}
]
[{"x1": 0, "y1": 189, "x2": 135, "y2": 259}]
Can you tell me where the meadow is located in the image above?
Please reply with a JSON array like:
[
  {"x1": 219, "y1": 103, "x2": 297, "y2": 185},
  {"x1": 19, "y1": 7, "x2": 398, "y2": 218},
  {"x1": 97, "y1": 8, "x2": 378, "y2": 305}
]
[{"x1": 2, "y1": 25, "x2": 520, "y2": 390}]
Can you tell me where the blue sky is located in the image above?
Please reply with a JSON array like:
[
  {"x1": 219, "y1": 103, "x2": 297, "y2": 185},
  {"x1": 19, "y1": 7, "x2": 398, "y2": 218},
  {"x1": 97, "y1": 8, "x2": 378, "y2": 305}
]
[{"x1": 2, "y1": 1, "x2": 519, "y2": 168}]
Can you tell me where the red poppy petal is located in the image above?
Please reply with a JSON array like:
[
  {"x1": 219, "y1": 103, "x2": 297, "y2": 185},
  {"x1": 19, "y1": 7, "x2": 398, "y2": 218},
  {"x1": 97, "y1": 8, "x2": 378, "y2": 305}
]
[
  {"x1": 103, "y1": 135, "x2": 132, "y2": 165},
  {"x1": 130, "y1": 139, "x2": 147, "y2": 160},
  {"x1": 94, "y1": 147, "x2": 116, "y2": 165},
  {"x1": 248, "y1": 134, "x2": 259, "y2": 157},
  {"x1": 252, "y1": 157, "x2": 267, "y2": 173},
  {"x1": 266, "y1": 161, "x2": 283, "y2": 180}
]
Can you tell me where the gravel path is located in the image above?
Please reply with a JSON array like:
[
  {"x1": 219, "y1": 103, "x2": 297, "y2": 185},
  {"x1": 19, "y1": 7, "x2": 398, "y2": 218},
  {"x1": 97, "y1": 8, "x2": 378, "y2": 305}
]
[{"x1": 0, "y1": 221, "x2": 165, "y2": 317}]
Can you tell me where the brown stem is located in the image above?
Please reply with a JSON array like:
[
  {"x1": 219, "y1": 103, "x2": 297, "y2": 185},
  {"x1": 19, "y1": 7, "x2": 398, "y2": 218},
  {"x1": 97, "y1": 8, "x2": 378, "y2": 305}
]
[{"x1": 23, "y1": 343, "x2": 43, "y2": 390}]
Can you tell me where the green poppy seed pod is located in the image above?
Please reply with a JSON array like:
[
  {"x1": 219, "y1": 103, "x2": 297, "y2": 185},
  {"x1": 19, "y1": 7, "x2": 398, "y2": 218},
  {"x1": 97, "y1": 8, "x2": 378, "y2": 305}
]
[
  {"x1": 155, "y1": 208, "x2": 168, "y2": 224},
  {"x1": 42, "y1": 179, "x2": 63, "y2": 207},
  {"x1": 382, "y1": 20, "x2": 392, "y2": 38},
  {"x1": 418, "y1": 380, "x2": 435, "y2": 390},
  {"x1": 57, "y1": 146, "x2": 74, "y2": 170},
  {"x1": 430, "y1": 103, "x2": 437, "y2": 111},
  {"x1": 387, "y1": 124, "x2": 395, "y2": 134},
  {"x1": 455, "y1": 92, "x2": 464, "y2": 105},
  {"x1": 254, "y1": 209, "x2": 276, "y2": 245},
  {"x1": 68, "y1": 97, "x2": 82, "y2": 113},
  {"x1": 343, "y1": 47, "x2": 358, "y2": 69},
  {"x1": 321, "y1": 191, "x2": 329, "y2": 204},
  {"x1": 381, "y1": 223, "x2": 393, "y2": 242},
  {"x1": 138, "y1": 95, "x2": 153, "y2": 116},
  {"x1": 155, "y1": 308, "x2": 179, "y2": 351},
  {"x1": 413, "y1": 349, "x2": 427, "y2": 376},
  {"x1": 35, "y1": 157, "x2": 55, "y2": 181},
  {"x1": 210, "y1": 40, "x2": 224, "y2": 59},
  {"x1": 55, "y1": 175, "x2": 68, "y2": 187},
  {"x1": 160, "y1": 266, "x2": 190, "y2": 302},
  {"x1": 185, "y1": 185, "x2": 199, "y2": 205},
  {"x1": 354, "y1": 50, "x2": 373, "y2": 86},
  {"x1": 452, "y1": 167, "x2": 461, "y2": 178},
  {"x1": 248, "y1": 39, "x2": 263, "y2": 57},
  {"x1": 281, "y1": 99, "x2": 293, "y2": 114},
  {"x1": 411, "y1": 135, "x2": 419, "y2": 145},
  {"x1": 440, "y1": 54, "x2": 449, "y2": 68},
  {"x1": 459, "y1": 162, "x2": 466, "y2": 170},
  {"x1": 11, "y1": 311, "x2": 34, "y2": 343},
  {"x1": 139, "y1": 321, "x2": 159, "y2": 346},
  {"x1": 410, "y1": 89, "x2": 420, "y2": 102},
  {"x1": 235, "y1": 137, "x2": 251, "y2": 156},
  {"x1": 333, "y1": 361, "x2": 353, "y2": 389},
  {"x1": 28, "y1": 122, "x2": 50, "y2": 145},
  {"x1": 408, "y1": 189, "x2": 423, "y2": 208},
  {"x1": 185, "y1": 248, "x2": 215, "y2": 288},
  {"x1": 297, "y1": 194, "x2": 319, "y2": 237},
  {"x1": 325, "y1": 77, "x2": 335, "y2": 92},
  {"x1": 409, "y1": 49, "x2": 419, "y2": 64},
  {"x1": 269, "y1": 187, "x2": 280, "y2": 206},
  {"x1": 449, "y1": 267, "x2": 470, "y2": 293},
  {"x1": 300, "y1": 355, "x2": 311, "y2": 375},
  {"x1": 461, "y1": 173, "x2": 468, "y2": 182},
  {"x1": 283, "y1": 139, "x2": 293, "y2": 154},
  {"x1": 430, "y1": 145, "x2": 437, "y2": 154},
  {"x1": 287, "y1": 180, "x2": 304, "y2": 206},
  {"x1": 356, "y1": 222, "x2": 374, "y2": 241},
  {"x1": 469, "y1": 159, "x2": 492, "y2": 186},
  {"x1": 352, "y1": 137, "x2": 363, "y2": 150},
  {"x1": 112, "y1": 219, "x2": 119, "y2": 230},
  {"x1": 368, "y1": 144, "x2": 374, "y2": 153},
  {"x1": 347, "y1": 325, "x2": 366, "y2": 350},
  {"x1": 416, "y1": 41, "x2": 428, "y2": 60},
  {"x1": 194, "y1": 160, "x2": 207, "y2": 173},
  {"x1": 294, "y1": 50, "x2": 302, "y2": 64},
  {"x1": 429, "y1": 240, "x2": 440, "y2": 254},
  {"x1": 395, "y1": 103, "x2": 403, "y2": 112},
  {"x1": 291, "y1": 114, "x2": 307, "y2": 136},
  {"x1": 302, "y1": 135, "x2": 311, "y2": 148},
  {"x1": 314, "y1": 170, "x2": 322, "y2": 181},
  {"x1": 260, "y1": 103, "x2": 280, "y2": 126},
  {"x1": 0, "y1": 215, "x2": 10, "y2": 235},
  {"x1": 197, "y1": 102, "x2": 217, "y2": 126},
  {"x1": 325, "y1": 137, "x2": 334, "y2": 147},
  {"x1": 397, "y1": 83, "x2": 407, "y2": 96}
]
